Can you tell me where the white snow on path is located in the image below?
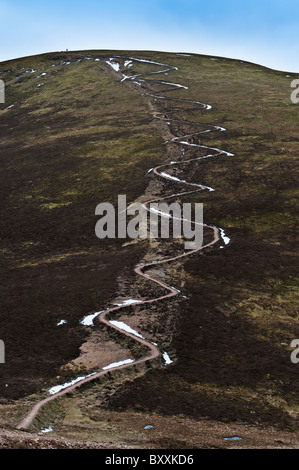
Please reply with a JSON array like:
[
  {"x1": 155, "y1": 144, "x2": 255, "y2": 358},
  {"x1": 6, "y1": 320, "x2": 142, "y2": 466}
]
[
  {"x1": 200, "y1": 144, "x2": 234, "y2": 157},
  {"x1": 178, "y1": 141, "x2": 234, "y2": 157},
  {"x1": 128, "y1": 57, "x2": 177, "y2": 69},
  {"x1": 159, "y1": 171, "x2": 212, "y2": 191},
  {"x1": 57, "y1": 320, "x2": 67, "y2": 326},
  {"x1": 150, "y1": 206, "x2": 205, "y2": 229},
  {"x1": 106, "y1": 59, "x2": 120, "y2": 72},
  {"x1": 80, "y1": 311, "x2": 104, "y2": 327},
  {"x1": 201, "y1": 185, "x2": 215, "y2": 192},
  {"x1": 49, "y1": 372, "x2": 97, "y2": 395},
  {"x1": 160, "y1": 171, "x2": 186, "y2": 183},
  {"x1": 160, "y1": 81, "x2": 188, "y2": 89},
  {"x1": 102, "y1": 359, "x2": 134, "y2": 370},
  {"x1": 121, "y1": 74, "x2": 140, "y2": 83},
  {"x1": 109, "y1": 321, "x2": 145, "y2": 339},
  {"x1": 114, "y1": 299, "x2": 142, "y2": 307},
  {"x1": 150, "y1": 69, "x2": 171, "y2": 75},
  {"x1": 170, "y1": 286, "x2": 181, "y2": 293}
]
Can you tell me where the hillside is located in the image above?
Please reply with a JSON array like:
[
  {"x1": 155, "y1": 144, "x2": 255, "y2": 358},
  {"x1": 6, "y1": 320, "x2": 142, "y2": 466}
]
[{"x1": 0, "y1": 50, "x2": 298, "y2": 448}]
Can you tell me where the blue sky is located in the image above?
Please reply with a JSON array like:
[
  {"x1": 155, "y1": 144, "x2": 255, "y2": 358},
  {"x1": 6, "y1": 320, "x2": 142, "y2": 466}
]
[{"x1": 1, "y1": 0, "x2": 298, "y2": 71}]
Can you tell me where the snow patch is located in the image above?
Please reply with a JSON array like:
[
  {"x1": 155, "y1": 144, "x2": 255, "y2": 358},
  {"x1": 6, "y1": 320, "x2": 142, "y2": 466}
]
[
  {"x1": 163, "y1": 352, "x2": 173, "y2": 365},
  {"x1": 106, "y1": 59, "x2": 120, "y2": 72},
  {"x1": 49, "y1": 372, "x2": 97, "y2": 395},
  {"x1": 80, "y1": 311, "x2": 104, "y2": 327},
  {"x1": 114, "y1": 299, "x2": 142, "y2": 307},
  {"x1": 110, "y1": 320, "x2": 145, "y2": 339},
  {"x1": 160, "y1": 81, "x2": 188, "y2": 89},
  {"x1": 102, "y1": 359, "x2": 134, "y2": 370},
  {"x1": 219, "y1": 228, "x2": 230, "y2": 245}
]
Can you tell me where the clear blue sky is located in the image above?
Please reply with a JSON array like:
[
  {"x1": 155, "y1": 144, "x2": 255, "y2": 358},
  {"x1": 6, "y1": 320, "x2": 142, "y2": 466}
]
[{"x1": 1, "y1": 0, "x2": 298, "y2": 71}]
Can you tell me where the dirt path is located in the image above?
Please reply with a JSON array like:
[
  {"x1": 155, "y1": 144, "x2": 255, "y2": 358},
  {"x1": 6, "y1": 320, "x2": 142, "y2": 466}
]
[{"x1": 17, "y1": 56, "x2": 231, "y2": 430}]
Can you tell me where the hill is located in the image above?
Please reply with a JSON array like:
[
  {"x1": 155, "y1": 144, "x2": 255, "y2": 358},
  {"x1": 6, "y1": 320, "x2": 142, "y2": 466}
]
[{"x1": 0, "y1": 50, "x2": 298, "y2": 448}]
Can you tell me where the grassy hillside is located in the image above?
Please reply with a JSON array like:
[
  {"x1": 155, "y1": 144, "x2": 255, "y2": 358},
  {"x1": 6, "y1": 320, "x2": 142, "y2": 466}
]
[
  {"x1": 104, "y1": 52, "x2": 299, "y2": 431},
  {"x1": 0, "y1": 51, "x2": 164, "y2": 399},
  {"x1": 0, "y1": 50, "x2": 298, "y2": 445}
]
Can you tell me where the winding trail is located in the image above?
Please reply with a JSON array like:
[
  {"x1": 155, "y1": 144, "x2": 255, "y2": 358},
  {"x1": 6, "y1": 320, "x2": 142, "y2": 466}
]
[{"x1": 17, "y1": 55, "x2": 233, "y2": 430}]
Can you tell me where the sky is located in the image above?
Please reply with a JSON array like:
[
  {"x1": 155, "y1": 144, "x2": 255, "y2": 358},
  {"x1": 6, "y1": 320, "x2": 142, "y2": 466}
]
[{"x1": 0, "y1": 0, "x2": 298, "y2": 72}]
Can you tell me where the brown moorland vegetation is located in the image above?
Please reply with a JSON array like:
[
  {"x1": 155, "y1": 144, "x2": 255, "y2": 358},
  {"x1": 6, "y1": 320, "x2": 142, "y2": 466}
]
[{"x1": 0, "y1": 50, "x2": 298, "y2": 448}]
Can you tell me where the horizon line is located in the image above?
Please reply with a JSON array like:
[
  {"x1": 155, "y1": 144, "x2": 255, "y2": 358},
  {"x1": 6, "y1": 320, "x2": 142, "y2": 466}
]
[{"x1": 1, "y1": 48, "x2": 298, "y2": 75}]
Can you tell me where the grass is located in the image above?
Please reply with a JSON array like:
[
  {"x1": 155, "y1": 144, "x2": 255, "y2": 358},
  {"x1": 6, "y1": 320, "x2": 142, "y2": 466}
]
[
  {"x1": 0, "y1": 51, "x2": 163, "y2": 400},
  {"x1": 0, "y1": 50, "x2": 298, "y2": 439}
]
